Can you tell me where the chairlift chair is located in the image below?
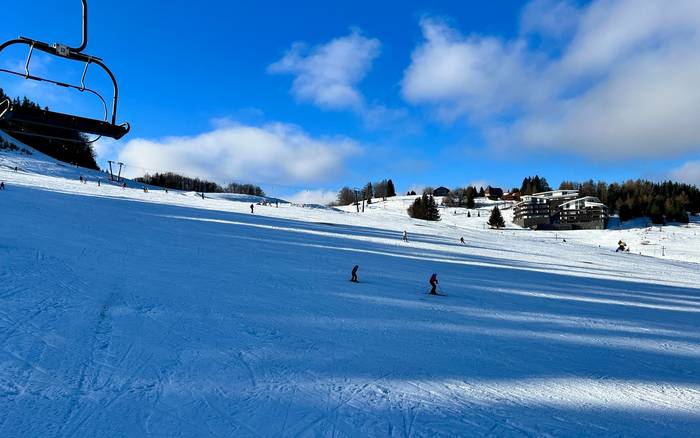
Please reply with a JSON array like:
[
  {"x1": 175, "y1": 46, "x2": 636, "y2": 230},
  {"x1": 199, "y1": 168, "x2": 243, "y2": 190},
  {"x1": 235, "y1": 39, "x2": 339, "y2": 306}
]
[{"x1": 0, "y1": 0, "x2": 130, "y2": 142}]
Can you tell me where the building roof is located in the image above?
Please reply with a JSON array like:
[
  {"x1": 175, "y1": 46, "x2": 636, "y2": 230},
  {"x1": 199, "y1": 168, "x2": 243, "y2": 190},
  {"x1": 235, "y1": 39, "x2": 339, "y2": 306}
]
[{"x1": 532, "y1": 190, "x2": 579, "y2": 198}]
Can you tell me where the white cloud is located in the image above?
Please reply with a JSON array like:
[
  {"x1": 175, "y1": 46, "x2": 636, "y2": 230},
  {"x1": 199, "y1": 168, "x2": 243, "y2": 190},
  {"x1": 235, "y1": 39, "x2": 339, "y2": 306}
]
[
  {"x1": 117, "y1": 122, "x2": 360, "y2": 185},
  {"x1": 401, "y1": 1, "x2": 700, "y2": 158},
  {"x1": 670, "y1": 161, "x2": 700, "y2": 187},
  {"x1": 287, "y1": 189, "x2": 338, "y2": 205},
  {"x1": 269, "y1": 30, "x2": 380, "y2": 110}
]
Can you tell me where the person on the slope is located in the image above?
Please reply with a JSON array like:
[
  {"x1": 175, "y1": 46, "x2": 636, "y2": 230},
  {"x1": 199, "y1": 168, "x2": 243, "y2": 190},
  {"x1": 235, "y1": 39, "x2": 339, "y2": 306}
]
[
  {"x1": 0, "y1": 181, "x2": 5, "y2": 190},
  {"x1": 351, "y1": 265, "x2": 359, "y2": 283},
  {"x1": 403, "y1": 230, "x2": 408, "y2": 242},
  {"x1": 460, "y1": 237, "x2": 465, "y2": 244},
  {"x1": 250, "y1": 204, "x2": 254, "y2": 213},
  {"x1": 429, "y1": 273, "x2": 438, "y2": 295},
  {"x1": 616, "y1": 240, "x2": 628, "y2": 252},
  {"x1": 79, "y1": 175, "x2": 84, "y2": 184}
]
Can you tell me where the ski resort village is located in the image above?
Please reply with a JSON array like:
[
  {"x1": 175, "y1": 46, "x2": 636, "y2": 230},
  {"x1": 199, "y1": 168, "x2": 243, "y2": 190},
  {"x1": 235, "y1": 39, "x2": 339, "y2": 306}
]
[{"x1": 2, "y1": 1, "x2": 700, "y2": 437}]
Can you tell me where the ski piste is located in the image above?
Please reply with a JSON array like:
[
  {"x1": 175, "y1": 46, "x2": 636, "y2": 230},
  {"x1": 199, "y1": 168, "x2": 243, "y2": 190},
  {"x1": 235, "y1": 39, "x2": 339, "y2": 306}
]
[{"x1": 1, "y1": 133, "x2": 699, "y2": 436}]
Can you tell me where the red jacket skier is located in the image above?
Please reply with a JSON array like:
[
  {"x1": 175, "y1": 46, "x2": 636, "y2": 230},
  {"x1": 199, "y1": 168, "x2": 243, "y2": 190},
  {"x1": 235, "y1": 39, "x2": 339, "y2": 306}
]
[{"x1": 429, "y1": 273, "x2": 438, "y2": 295}]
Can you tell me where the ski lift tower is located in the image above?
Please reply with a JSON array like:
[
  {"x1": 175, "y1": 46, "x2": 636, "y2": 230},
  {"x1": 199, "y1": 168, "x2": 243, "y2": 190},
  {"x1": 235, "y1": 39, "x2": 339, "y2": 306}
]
[{"x1": 107, "y1": 160, "x2": 124, "y2": 182}]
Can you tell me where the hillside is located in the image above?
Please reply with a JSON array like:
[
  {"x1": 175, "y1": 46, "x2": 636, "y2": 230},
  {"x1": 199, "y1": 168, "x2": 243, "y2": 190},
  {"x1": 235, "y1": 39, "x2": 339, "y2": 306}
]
[{"x1": 1, "y1": 136, "x2": 700, "y2": 436}]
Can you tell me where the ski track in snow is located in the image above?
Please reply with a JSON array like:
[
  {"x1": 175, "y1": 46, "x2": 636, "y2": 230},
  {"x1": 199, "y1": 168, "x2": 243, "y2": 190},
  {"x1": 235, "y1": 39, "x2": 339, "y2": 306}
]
[{"x1": 1, "y1": 140, "x2": 700, "y2": 436}]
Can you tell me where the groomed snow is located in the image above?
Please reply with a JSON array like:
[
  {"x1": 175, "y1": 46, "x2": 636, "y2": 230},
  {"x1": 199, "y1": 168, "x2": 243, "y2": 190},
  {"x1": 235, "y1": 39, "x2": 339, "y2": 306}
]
[{"x1": 1, "y1": 137, "x2": 700, "y2": 436}]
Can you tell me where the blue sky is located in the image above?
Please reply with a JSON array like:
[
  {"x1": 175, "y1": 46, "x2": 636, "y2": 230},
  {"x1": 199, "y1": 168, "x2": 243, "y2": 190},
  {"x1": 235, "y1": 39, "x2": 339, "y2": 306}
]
[{"x1": 2, "y1": 0, "x2": 699, "y2": 202}]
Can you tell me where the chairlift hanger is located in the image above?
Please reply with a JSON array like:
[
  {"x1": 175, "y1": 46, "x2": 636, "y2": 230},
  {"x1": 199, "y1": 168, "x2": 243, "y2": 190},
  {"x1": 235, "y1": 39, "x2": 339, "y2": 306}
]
[{"x1": 0, "y1": 0, "x2": 130, "y2": 141}]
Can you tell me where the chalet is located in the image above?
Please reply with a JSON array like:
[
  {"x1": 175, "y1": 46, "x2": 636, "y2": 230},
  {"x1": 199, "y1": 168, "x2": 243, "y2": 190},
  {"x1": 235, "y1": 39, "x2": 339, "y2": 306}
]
[
  {"x1": 513, "y1": 190, "x2": 608, "y2": 230},
  {"x1": 502, "y1": 192, "x2": 521, "y2": 202},
  {"x1": 432, "y1": 186, "x2": 450, "y2": 197}
]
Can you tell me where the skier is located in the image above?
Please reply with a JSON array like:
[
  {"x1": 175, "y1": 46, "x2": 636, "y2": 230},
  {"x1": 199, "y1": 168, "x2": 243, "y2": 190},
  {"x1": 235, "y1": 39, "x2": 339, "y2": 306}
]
[
  {"x1": 122, "y1": 182, "x2": 127, "y2": 189},
  {"x1": 460, "y1": 237, "x2": 465, "y2": 244},
  {"x1": 350, "y1": 265, "x2": 359, "y2": 283},
  {"x1": 0, "y1": 181, "x2": 4, "y2": 190},
  {"x1": 403, "y1": 230, "x2": 408, "y2": 242},
  {"x1": 250, "y1": 204, "x2": 254, "y2": 214},
  {"x1": 97, "y1": 178, "x2": 101, "y2": 187},
  {"x1": 79, "y1": 175, "x2": 84, "y2": 184},
  {"x1": 429, "y1": 273, "x2": 439, "y2": 295},
  {"x1": 143, "y1": 185, "x2": 148, "y2": 193},
  {"x1": 616, "y1": 240, "x2": 628, "y2": 252}
]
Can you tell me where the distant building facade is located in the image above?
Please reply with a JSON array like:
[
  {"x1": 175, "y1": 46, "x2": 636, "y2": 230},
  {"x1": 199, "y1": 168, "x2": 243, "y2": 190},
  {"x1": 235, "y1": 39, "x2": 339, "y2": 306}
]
[
  {"x1": 513, "y1": 190, "x2": 609, "y2": 230},
  {"x1": 432, "y1": 186, "x2": 450, "y2": 197},
  {"x1": 502, "y1": 191, "x2": 521, "y2": 202}
]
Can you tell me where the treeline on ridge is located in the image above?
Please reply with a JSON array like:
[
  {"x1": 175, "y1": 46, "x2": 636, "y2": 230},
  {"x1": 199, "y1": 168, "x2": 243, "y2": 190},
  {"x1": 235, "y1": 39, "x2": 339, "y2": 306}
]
[
  {"x1": 335, "y1": 179, "x2": 396, "y2": 205},
  {"x1": 135, "y1": 172, "x2": 265, "y2": 196}
]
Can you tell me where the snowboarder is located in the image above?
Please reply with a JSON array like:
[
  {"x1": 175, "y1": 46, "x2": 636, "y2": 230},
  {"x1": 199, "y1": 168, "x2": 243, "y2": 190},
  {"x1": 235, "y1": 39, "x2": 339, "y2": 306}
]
[
  {"x1": 460, "y1": 237, "x2": 465, "y2": 244},
  {"x1": 143, "y1": 185, "x2": 148, "y2": 193},
  {"x1": 616, "y1": 240, "x2": 628, "y2": 252},
  {"x1": 250, "y1": 204, "x2": 254, "y2": 214},
  {"x1": 403, "y1": 230, "x2": 408, "y2": 242},
  {"x1": 429, "y1": 273, "x2": 439, "y2": 295},
  {"x1": 350, "y1": 265, "x2": 359, "y2": 282}
]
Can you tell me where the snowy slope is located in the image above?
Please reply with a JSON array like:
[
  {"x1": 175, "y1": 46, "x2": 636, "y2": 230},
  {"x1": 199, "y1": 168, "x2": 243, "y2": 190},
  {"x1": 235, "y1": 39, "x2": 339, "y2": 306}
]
[{"x1": 1, "y1": 138, "x2": 700, "y2": 437}]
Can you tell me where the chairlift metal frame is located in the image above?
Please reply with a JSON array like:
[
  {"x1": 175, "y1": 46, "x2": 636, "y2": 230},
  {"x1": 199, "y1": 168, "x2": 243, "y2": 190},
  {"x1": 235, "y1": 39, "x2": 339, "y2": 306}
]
[{"x1": 0, "y1": 0, "x2": 130, "y2": 141}]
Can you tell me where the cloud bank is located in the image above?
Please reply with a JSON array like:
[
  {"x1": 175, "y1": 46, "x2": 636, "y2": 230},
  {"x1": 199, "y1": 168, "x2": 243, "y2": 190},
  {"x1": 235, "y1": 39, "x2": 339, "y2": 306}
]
[
  {"x1": 117, "y1": 122, "x2": 359, "y2": 185},
  {"x1": 670, "y1": 161, "x2": 700, "y2": 187},
  {"x1": 402, "y1": 0, "x2": 700, "y2": 158},
  {"x1": 287, "y1": 189, "x2": 339, "y2": 206}
]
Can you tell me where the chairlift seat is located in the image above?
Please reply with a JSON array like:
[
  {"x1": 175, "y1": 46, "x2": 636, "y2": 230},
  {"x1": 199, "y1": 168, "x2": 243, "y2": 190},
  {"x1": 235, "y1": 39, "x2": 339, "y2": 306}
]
[{"x1": 1, "y1": 103, "x2": 130, "y2": 140}]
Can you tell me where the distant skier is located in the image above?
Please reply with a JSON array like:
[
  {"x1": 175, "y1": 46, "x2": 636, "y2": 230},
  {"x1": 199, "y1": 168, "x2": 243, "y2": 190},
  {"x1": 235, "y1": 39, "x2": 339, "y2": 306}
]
[
  {"x1": 201, "y1": 192, "x2": 205, "y2": 199},
  {"x1": 250, "y1": 204, "x2": 254, "y2": 213},
  {"x1": 616, "y1": 240, "x2": 629, "y2": 253},
  {"x1": 429, "y1": 273, "x2": 439, "y2": 295},
  {"x1": 79, "y1": 175, "x2": 84, "y2": 183},
  {"x1": 97, "y1": 178, "x2": 101, "y2": 187},
  {"x1": 460, "y1": 237, "x2": 465, "y2": 244},
  {"x1": 143, "y1": 185, "x2": 148, "y2": 193},
  {"x1": 402, "y1": 230, "x2": 408, "y2": 242},
  {"x1": 0, "y1": 181, "x2": 4, "y2": 190},
  {"x1": 350, "y1": 265, "x2": 359, "y2": 283},
  {"x1": 122, "y1": 182, "x2": 127, "y2": 189}
]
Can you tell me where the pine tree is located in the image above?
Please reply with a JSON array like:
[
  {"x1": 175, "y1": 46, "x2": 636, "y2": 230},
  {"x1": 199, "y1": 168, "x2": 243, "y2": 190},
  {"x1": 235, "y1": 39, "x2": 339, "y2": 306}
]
[
  {"x1": 426, "y1": 195, "x2": 441, "y2": 221},
  {"x1": 363, "y1": 182, "x2": 373, "y2": 204},
  {"x1": 407, "y1": 194, "x2": 440, "y2": 221},
  {"x1": 387, "y1": 179, "x2": 396, "y2": 197},
  {"x1": 488, "y1": 206, "x2": 505, "y2": 229}
]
